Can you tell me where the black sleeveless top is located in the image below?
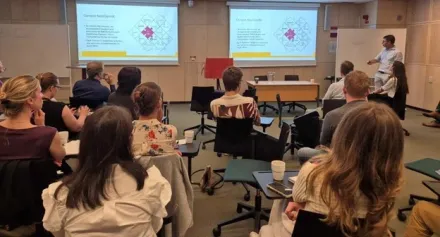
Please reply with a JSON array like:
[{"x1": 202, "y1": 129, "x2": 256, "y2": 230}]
[{"x1": 42, "y1": 98, "x2": 68, "y2": 132}]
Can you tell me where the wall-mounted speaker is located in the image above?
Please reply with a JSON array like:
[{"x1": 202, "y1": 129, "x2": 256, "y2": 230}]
[{"x1": 324, "y1": 5, "x2": 331, "y2": 31}]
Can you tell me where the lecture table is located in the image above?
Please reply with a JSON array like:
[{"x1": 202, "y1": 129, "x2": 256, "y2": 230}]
[{"x1": 247, "y1": 80, "x2": 320, "y2": 107}]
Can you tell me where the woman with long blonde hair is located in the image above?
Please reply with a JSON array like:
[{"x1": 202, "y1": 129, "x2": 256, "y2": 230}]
[{"x1": 252, "y1": 102, "x2": 404, "y2": 237}]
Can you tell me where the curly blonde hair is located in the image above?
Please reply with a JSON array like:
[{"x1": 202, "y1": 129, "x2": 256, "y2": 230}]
[
  {"x1": 0, "y1": 75, "x2": 40, "y2": 117},
  {"x1": 307, "y1": 102, "x2": 404, "y2": 237}
]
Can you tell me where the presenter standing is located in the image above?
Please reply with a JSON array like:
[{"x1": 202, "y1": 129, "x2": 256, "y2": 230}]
[{"x1": 367, "y1": 35, "x2": 403, "y2": 90}]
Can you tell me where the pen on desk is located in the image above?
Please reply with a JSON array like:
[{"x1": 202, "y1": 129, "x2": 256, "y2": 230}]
[{"x1": 285, "y1": 188, "x2": 292, "y2": 191}]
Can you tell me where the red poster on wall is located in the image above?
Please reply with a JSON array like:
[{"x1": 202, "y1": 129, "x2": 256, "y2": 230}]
[{"x1": 204, "y1": 58, "x2": 234, "y2": 79}]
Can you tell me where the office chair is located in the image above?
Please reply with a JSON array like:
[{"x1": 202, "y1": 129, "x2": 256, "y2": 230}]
[
  {"x1": 292, "y1": 210, "x2": 396, "y2": 237},
  {"x1": 284, "y1": 75, "x2": 307, "y2": 113},
  {"x1": 255, "y1": 75, "x2": 279, "y2": 115},
  {"x1": 161, "y1": 93, "x2": 170, "y2": 124},
  {"x1": 397, "y1": 158, "x2": 440, "y2": 221},
  {"x1": 212, "y1": 122, "x2": 290, "y2": 236},
  {"x1": 368, "y1": 93, "x2": 410, "y2": 136},
  {"x1": 243, "y1": 88, "x2": 274, "y2": 133},
  {"x1": 285, "y1": 111, "x2": 321, "y2": 155},
  {"x1": 0, "y1": 159, "x2": 59, "y2": 236},
  {"x1": 322, "y1": 99, "x2": 346, "y2": 118},
  {"x1": 202, "y1": 91, "x2": 225, "y2": 149},
  {"x1": 69, "y1": 97, "x2": 104, "y2": 110},
  {"x1": 184, "y1": 86, "x2": 217, "y2": 140}
]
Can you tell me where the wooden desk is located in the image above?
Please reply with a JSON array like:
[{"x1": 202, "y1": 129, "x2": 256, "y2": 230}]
[{"x1": 247, "y1": 81, "x2": 320, "y2": 106}]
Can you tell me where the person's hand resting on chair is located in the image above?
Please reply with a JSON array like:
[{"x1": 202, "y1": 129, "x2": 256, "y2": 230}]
[{"x1": 284, "y1": 202, "x2": 305, "y2": 221}]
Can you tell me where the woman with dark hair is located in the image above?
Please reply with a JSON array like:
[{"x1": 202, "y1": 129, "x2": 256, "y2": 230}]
[
  {"x1": 108, "y1": 67, "x2": 142, "y2": 119},
  {"x1": 372, "y1": 61, "x2": 409, "y2": 120},
  {"x1": 373, "y1": 61, "x2": 409, "y2": 99},
  {"x1": 42, "y1": 106, "x2": 171, "y2": 236},
  {"x1": 37, "y1": 72, "x2": 89, "y2": 136},
  {"x1": 132, "y1": 82, "x2": 178, "y2": 157}
]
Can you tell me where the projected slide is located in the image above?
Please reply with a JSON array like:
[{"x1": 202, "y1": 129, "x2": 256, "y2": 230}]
[
  {"x1": 229, "y1": 8, "x2": 317, "y2": 66},
  {"x1": 76, "y1": 3, "x2": 178, "y2": 64}
]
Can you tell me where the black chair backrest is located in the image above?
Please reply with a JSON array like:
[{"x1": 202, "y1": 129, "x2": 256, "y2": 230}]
[
  {"x1": 293, "y1": 111, "x2": 321, "y2": 148},
  {"x1": 285, "y1": 75, "x2": 299, "y2": 81},
  {"x1": 0, "y1": 159, "x2": 58, "y2": 228},
  {"x1": 392, "y1": 92, "x2": 407, "y2": 120},
  {"x1": 276, "y1": 94, "x2": 283, "y2": 127},
  {"x1": 190, "y1": 86, "x2": 215, "y2": 112},
  {"x1": 214, "y1": 118, "x2": 255, "y2": 158},
  {"x1": 243, "y1": 88, "x2": 258, "y2": 103},
  {"x1": 323, "y1": 99, "x2": 346, "y2": 118},
  {"x1": 207, "y1": 90, "x2": 225, "y2": 120},
  {"x1": 254, "y1": 75, "x2": 268, "y2": 81},
  {"x1": 69, "y1": 97, "x2": 104, "y2": 110},
  {"x1": 255, "y1": 122, "x2": 290, "y2": 162},
  {"x1": 292, "y1": 210, "x2": 365, "y2": 237}
]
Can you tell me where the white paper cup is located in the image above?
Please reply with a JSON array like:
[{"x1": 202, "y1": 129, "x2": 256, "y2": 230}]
[
  {"x1": 59, "y1": 131, "x2": 69, "y2": 145},
  {"x1": 310, "y1": 79, "x2": 315, "y2": 83},
  {"x1": 184, "y1": 130, "x2": 194, "y2": 143},
  {"x1": 271, "y1": 160, "x2": 286, "y2": 181}
]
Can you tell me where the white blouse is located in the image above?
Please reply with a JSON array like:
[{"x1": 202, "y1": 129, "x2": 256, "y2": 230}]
[
  {"x1": 381, "y1": 77, "x2": 397, "y2": 98},
  {"x1": 42, "y1": 165, "x2": 172, "y2": 237}
]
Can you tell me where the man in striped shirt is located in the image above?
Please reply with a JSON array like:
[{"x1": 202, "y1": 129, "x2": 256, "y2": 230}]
[{"x1": 211, "y1": 66, "x2": 261, "y2": 125}]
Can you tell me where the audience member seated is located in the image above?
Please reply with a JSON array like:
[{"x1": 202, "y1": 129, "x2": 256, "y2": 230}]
[
  {"x1": 132, "y1": 82, "x2": 178, "y2": 157},
  {"x1": 372, "y1": 61, "x2": 409, "y2": 108},
  {"x1": 322, "y1": 60, "x2": 354, "y2": 100},
  {"x1": 108, "y1": 67, "x2": 141, "y2": 120},
  {"x1": 297, "y1": 70, "x2": 370, "y2": 164},
  {"x1": 42, "y1": 106, "x2": 171, "y2": 236},
  {"x1": 251, "y1": 102, "x2": 404, "y2": 237},
  {"x1": 211, "y1": 66, "x2": 260, "y2": 125},
  {"x1": 404, "y1": 201, "x2": 440, "y2": 237},
  {"x1": 72, "y1": 61, "x2": 116, "y2": 104},
  {"x1": 0, "y1": 75, "x2": 65, "y2": 164},
  {"x1": 422, "y1": 101, "x2": 440, "y2": 128},
  {"x1": 37, "y1": 72, "x2": 90, "y2": 137}
]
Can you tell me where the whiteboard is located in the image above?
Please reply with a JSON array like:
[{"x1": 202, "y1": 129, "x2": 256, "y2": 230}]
[
  {"x1": 0, "y1": 24, "x2": 70, "y2": 78},
  {"x1": 335, "y1": 29, "x2": 407, "y2": 78}
]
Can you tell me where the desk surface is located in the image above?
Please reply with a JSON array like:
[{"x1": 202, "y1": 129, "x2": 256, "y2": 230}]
[
  {"x1": 178, "y1": 140, "x2": 201, "y2": 157},
  {"x1": 253, "y1": 170, "x2": 299, "y2": 200},
  {"x1": 65, "y1": 140, "x2": 201, "y2": 158},
  {"x1": 247, "y1": 81, "x2": 319, "y2": 86},
  {"x1": 422, "y1": 180, "x2": 440, "y2": 197},
  {"x1": 405, "y1": 158, "x2": 440, "y2": 180}
]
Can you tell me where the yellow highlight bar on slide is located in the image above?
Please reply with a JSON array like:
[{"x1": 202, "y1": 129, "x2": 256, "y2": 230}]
[
  {"x1": 232, "y1": 52, "x2": 315, "y2": 58},
  {"x1": 81, "y1": 51, "x2": 178, "y2": 58}
]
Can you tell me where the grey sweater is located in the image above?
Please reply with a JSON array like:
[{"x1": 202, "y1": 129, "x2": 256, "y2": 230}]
[{"x1": 320, "y1": 100, "x2": 366, "y2": 146}]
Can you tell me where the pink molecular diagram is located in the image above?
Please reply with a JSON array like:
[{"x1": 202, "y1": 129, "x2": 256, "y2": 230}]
[
  {"x1": 130, "y1": 14, "x2": 173, "y2": 52},
  {"x1": 284, "y1": 29, "x2": 296, "y2": 41},
  {"x1": 142, "y1": 26, "x2": 154, "y2": 39},
  {"x1": 274, "y1": 17, "x2": 311, "y2": 52}
]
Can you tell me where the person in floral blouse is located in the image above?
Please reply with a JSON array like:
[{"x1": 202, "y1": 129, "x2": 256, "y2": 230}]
[{"x1": 132, "y1": 82, "x2": 178, "y2": 157}]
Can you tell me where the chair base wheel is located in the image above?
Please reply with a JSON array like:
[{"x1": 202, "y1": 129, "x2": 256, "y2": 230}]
[
  {"x1": 213, "y1": 227, "x2": 221, "y2": 237},
  {"x1": 207, "y1": 188, "x2": 214, "y2": 196},
  {"x1": 202, "y1": 144, "x2": 206, "y2": 150},
  {"x1": 244, "y1": 193, "x2": 251, "y2": 201},
  {"x1": 217, "y1": 153, "x2": 222, "y2": 157},
  {"x1": 409, "y1": 198, "x2": 415, "y2": 205},
  {"x1": 397, "y1": 211, "x2": 407, "y2": 222}
]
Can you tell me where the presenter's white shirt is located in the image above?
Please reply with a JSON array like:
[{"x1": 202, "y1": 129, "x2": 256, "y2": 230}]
[
  {"x1": 42, "y1": 165, "x2": 172, "y2": 237},
  {"x1": 375, "y1": 47, "x2": 403, "y2": 74}
]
